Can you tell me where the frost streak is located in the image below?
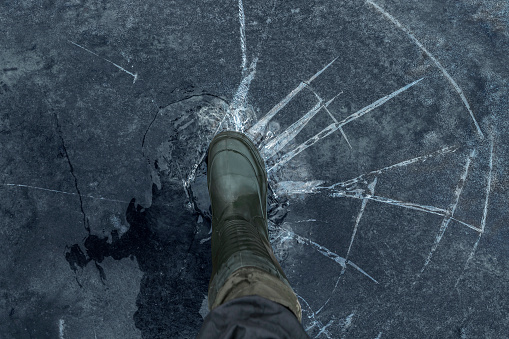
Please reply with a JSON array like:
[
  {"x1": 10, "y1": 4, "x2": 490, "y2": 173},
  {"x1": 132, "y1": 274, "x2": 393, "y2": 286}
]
[
  {"x1": 247, "y1": 57, "x2": 338, "y2": 139},
  {"x1": 262, "y1": 100, "x2": 323, "y2": 159},
  {"x1": 2, "y1": 183, "x2": 130, "y2": 204},
  {"x1": 69, "y1": 41, "x2": 138, "y2": 83},
  {"x1": 59, "y1": 319, "x2": 65, "y2": 339},
  {"x1": 262, "y1": 93, "x2": 339, "y2": 159},
  {"x1": 238, "y1": 0, "x2": 247, "y2": 72},
  {"x1": 274, "y1": 180, "x2": 325, "y2": 196},
  {"x1": 268, "y1": 78, "x2": 424, "y2": 172},
  {"x1": 343, "y1": 313, "x2": 355, "y2": 329}
]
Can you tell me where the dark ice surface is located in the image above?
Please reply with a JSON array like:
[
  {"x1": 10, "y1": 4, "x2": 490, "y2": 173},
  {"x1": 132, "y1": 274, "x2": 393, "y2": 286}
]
[{"x1": 1, "y1": 0, "x2": 508, "y2": 338}]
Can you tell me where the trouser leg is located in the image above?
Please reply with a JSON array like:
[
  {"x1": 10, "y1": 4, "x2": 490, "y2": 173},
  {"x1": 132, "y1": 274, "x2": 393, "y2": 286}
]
[{"x1": 209, "y1": 266, "x2": 302, "y2": 323}]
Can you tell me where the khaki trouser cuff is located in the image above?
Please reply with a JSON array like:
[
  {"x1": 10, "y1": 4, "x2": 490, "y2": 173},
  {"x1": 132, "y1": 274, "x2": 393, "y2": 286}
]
[{"x1": 209, "y1": 266, "x2": 302, "y2": 323}]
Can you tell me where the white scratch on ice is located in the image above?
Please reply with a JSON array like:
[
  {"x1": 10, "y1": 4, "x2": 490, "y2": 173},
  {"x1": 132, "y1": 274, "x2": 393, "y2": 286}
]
[
  {"x1": 2, "y1": 183, "x2": 130, "y2": 204},
  {"x1": 421, "y1": 149, "x2": 477, "y2": 273},
  {"x1": 247, "y1": 57, "x2": 338, "y2": 140},
  {"x1": 262, "y1": 98, "x2": 322, "y2": 157},
  {"x1": 268, "y1": 78, "x2": 424, "y2": 172},
  {"x1": 59, "y1": 319, "x2": 65, "y2": 339},
  {"x1": 69, "y1": 41, "x2": 138, "y2": 83},
  {"x1": 273, "y1": 180, "x2": 325, "y2": 196},
  {"x1": 238, "y1": 0, "x2": 247, "y2": 72},
  {"x1": 184, "y1": 152, "x2": 208, "y2": 194},
  {"x1": 365, "y1": 0, "x2": 484, "y2": 139}
]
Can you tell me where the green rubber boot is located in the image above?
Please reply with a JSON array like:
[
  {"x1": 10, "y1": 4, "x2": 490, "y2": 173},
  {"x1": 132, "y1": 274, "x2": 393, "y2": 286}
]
[{"x1": 207, "y1": 130, "x2": 302, "y2": 322}]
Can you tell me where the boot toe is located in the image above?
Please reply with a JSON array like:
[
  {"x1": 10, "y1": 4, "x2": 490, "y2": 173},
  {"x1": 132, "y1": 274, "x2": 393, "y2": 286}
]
[
  {"x1": 207, "y1": 131, "x2": 267, "y2": 223},
  {"x1": 207, "y1": 131, "x2": 266, "y2": 189}
]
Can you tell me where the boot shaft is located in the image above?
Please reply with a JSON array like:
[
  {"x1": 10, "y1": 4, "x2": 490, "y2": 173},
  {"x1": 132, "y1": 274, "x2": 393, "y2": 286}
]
[{"x1": 206, "y1": 131, "x2": 302, "y2": 322}]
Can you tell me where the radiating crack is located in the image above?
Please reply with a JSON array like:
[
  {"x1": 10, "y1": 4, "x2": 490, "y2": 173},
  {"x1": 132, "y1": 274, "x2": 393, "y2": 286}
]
[
  {"x1": 246, "y1": 57, "x2": 338, "y2": 141},
  {"x1": 267, "y1": 78, "x2": 424, "y2": 172},
  {"x1": 261, "y1": 93, "x2": 340, "y2": 159}
]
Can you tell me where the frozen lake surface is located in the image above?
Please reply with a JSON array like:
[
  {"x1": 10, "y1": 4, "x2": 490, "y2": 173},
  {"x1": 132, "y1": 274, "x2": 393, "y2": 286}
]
[{"x1": 1, "y1": 0, "x2": 508, "y2": 338}]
